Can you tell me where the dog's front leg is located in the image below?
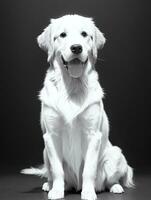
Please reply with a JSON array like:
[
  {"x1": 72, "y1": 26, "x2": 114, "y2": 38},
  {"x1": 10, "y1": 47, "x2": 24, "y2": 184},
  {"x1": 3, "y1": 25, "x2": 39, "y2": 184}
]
[
  {"x1": 81, "y1": 103, "x2": 103, "y2": 200},
  {"x1": 81, "y1": 133, "x2": 102, "y2": 200},
  {"x1": 43, "y1": 107, "x2": 64, "y2": 199}
]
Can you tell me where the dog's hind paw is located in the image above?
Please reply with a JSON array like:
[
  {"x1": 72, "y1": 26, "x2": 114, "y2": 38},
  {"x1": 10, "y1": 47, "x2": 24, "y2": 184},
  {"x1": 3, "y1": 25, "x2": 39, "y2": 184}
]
[
  {"x1": 42, "y1": 182, "x2": 50, "y2": 192},
  {"x1": 110, "y1": 184, "x2": 124, "y2": 193}
]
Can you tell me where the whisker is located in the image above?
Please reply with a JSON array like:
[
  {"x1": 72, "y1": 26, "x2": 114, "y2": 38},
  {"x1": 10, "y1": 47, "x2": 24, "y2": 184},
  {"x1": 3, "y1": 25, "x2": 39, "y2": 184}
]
[{"x1": 97, "y1": 57, "x2": 105, "y2": 62}]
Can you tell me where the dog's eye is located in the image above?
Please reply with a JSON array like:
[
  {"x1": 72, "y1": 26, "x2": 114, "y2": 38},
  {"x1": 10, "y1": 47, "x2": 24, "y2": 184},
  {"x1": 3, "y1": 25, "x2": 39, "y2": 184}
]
[
  {"x1": 81, "y1": 31, "x2": 88, "y2": 37},
  {"x1": 60, "y1": 32, "x2": 67, "y2": 38}
]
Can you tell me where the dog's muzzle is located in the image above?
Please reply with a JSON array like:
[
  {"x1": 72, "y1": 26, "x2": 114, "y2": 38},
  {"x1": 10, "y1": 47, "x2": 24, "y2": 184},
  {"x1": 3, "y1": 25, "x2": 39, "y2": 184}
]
[{"x1": 61, "y1": 56, "x2": 88, "y2": 78}]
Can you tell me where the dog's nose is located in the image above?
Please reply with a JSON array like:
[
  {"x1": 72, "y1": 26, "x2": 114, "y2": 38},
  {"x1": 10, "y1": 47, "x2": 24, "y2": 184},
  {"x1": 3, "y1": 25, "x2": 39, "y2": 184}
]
[{"x1": 71, "y1": 44, "x2": 82, "y2": 54}]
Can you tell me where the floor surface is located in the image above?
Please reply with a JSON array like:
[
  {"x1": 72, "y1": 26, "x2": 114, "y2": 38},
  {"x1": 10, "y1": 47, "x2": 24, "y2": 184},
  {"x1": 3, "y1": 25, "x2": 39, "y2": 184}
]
[{"x1": 0, "y1": 168, "x2": 151, "y2": 200}]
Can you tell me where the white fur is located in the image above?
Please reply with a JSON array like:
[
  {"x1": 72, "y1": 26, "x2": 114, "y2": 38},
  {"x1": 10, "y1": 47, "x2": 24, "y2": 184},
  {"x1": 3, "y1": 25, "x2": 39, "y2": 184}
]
[{"x1": 21, "y1": 15, "x2": 134, "y2": 200}]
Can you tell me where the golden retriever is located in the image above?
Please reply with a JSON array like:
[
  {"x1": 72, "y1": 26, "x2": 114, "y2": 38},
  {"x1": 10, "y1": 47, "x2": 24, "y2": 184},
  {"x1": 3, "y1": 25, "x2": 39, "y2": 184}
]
[{"x1": 21, "y1": 14, "x2": 134, "y2": 200}]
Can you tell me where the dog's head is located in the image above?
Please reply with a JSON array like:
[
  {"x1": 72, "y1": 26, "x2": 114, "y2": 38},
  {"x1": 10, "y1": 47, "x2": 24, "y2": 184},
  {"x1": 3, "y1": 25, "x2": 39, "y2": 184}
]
[{"x1": 37, "y1": 15, "x2": 105, "y2": 78}]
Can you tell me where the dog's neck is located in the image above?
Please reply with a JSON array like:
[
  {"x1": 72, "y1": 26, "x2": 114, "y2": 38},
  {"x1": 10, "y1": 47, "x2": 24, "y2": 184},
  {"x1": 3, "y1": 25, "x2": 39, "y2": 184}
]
[
  {"x1": 65, "y1": 74, "x2": 88, "y2": 102},
  {"x1": 52, "y1": 59, "x2": 90, "y2": 104}
]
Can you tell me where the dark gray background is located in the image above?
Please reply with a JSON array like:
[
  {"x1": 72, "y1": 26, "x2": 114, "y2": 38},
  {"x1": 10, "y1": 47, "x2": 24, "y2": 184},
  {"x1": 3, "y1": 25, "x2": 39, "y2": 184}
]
[{"x1": 1, "y1": 0, "x2": 150, "y2": 171}]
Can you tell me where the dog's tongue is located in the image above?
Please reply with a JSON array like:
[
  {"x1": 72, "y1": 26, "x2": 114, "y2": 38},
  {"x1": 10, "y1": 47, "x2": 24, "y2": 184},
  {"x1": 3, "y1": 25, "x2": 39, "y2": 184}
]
[{"x1": 68, "y1": 59, "x2": 83, "y2": 78}]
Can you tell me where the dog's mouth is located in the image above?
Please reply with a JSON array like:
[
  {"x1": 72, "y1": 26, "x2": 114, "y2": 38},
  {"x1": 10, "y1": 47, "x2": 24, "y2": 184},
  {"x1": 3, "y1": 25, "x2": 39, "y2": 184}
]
[
  {"x1": 61, "y1": 56, "x2": 88, "y2": 78},
  {"x1": 61, "y1": 56, "x2": 88, "y2": 67}
]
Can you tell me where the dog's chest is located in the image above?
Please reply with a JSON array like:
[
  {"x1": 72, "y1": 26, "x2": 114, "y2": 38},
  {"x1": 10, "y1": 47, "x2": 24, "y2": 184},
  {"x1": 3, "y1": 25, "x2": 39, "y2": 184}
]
[
  {"x1": 57, "y1": 95, "x2": 84, "y2": 123},
  {"x1": 56, "y1": 90, "x2": 88, "y2": 185},
  {"x1": 62, "y1": 117, "x2": 83, "y2": 186}
]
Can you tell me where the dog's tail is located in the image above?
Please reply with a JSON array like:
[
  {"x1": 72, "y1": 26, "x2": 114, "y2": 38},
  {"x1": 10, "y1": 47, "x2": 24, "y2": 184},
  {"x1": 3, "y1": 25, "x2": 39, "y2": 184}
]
[
  {"x1": 122, "y1": 165, "x2": 135, "y2": 188},
  {"x1": 20, "y1": 165, "x2": 47, "y2": 178}
]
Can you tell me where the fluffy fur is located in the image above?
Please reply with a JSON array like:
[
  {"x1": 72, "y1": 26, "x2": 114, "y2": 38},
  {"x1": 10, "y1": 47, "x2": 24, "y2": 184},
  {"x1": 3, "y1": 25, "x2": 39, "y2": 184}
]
[{"x1": 21, "y1": 15, "x2": 134, "y2": 200}]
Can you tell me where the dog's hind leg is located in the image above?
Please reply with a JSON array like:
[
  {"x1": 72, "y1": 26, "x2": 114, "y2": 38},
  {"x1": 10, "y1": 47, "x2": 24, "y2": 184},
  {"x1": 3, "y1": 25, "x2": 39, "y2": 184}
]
[{"x1": 102, "y1": 145, "x2": 134, "y2": 193}]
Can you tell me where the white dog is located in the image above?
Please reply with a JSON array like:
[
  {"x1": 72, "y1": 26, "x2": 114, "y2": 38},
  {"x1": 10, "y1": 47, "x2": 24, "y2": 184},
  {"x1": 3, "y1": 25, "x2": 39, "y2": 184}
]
[{"x1": 22, "y1": 15, "x2": 134, "y2": 200}]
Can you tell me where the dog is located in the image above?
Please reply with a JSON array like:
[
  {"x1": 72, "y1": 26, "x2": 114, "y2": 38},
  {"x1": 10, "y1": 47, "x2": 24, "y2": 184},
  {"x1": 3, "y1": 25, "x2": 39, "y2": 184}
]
[{"x1": 21, "y1": 14, "x2": 134, "y2": 200}]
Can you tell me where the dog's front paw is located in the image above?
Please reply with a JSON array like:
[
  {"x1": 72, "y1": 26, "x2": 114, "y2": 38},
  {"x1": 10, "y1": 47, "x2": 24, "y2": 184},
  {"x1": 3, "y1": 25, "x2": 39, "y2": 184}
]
[
  {"x1": 110, "y1": 184, "x2": 124, "y2": 193},
  {"x1": 48, "y1": 188, "x2": 64, "y2": 199},
  {"x1": 81, "y1": 187, "x2": 97, "y2": 200}
]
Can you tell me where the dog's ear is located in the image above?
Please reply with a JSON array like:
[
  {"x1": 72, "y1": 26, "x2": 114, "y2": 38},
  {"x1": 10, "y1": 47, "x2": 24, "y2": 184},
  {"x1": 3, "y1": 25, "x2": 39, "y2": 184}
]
[
  {"x1": 95, "y1": 26, "x2": 106, "y2": 49},
  {"x1": 93, "y1": 26, "x2": 106, "y2": 59},
  {"x1": 37, "y1": 21, "x2": 54, "y2": 63}
]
